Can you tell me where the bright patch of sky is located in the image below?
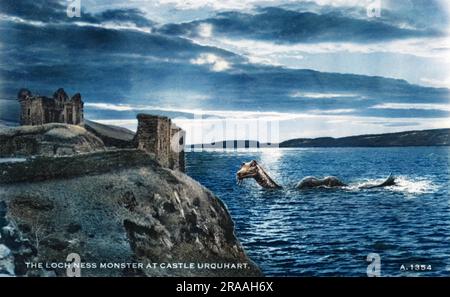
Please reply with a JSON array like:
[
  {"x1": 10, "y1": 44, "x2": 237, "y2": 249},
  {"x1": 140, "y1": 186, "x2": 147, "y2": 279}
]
[
  {"x1": 290, "y1": 92, "x2": 359, "y2": 99},
  {"x1": 86, "y1": 103, "x2": 450, "y2": 144},
  {"x1": 61, "y1": 1, "x2": 450, "y2": 87},
  {"x1": 190, "y1": 53, "x2": 231, "y2": 72},
  {"x1": 190, "y1": 34, "x2": 450, "y2": 87},
  {"x1": 2, "y1": 0, "x2": 449, "y2": 141},
  {"x1": 94, "y1": 113, "x2": 450, "y2": 144},
  {"x1": 371, "y1": 103, "x2": 450, "y2": 112}
]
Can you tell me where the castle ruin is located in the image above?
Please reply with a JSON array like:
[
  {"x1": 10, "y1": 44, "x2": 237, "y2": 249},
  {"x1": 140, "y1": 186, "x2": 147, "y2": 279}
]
[
  {"x1": 134, "y1": 114, "x2": 185, "y2": 172},
  {"x1": 17, "y1": 88, "x2": 84, "y2": 126},
  {"x1": 16, "y1": 88, "x2": 185, "y2": 172}
]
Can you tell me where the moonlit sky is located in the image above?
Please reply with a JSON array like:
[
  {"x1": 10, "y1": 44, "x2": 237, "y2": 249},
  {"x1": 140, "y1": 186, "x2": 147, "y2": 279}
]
[{"x1": 0, "y1": 0, "x2": 449, "y2": 144}]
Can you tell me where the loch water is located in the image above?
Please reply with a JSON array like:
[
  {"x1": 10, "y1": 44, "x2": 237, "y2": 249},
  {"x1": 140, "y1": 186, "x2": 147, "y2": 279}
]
[{"x1": 186, "y1": 147, "x2": 450, "y2": 276}]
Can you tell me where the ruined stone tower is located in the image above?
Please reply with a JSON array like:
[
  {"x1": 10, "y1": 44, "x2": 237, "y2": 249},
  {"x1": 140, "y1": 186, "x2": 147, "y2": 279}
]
[
  {"x1": 17, "y1": 88, "x2": 84, "y2": 126},
  {"x1": 134, "y1": 114, "x2": 185, "y2": 172},
  {"x1": 170, "y1": 125, "x2": 185, "y2": 172}
]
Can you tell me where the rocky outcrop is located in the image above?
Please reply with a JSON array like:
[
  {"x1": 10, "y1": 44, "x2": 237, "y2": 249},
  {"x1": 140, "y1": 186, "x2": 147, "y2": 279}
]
[
  {"x1": 0, "y1": 201, "x2": 47, "y2": 277},
  {"x1": 0, "y1": 244, "x2": 15, "y2": 276},
  {"x1": 0, "y1": 200, "x2": 16, "y2": 276},
  {"x1": 0, "y1": 124, "x2": 105, "y2": 157},
  {"x1": 0, "y1": 150, "x2": 261, "y2": 277}
]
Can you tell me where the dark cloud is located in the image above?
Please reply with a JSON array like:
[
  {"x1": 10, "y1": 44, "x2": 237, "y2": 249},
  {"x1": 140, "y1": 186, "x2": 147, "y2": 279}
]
[
  {"x1": 0, "y1": 0, "x2": 449, "y2": 125},
  {"x1": 278, "y1": 0, "x2": 450, "y2": 32},
  {"x1": 1, "y1": 22, "x2": 234, "y2": 60},
  {"x1": 0, "y1": 0, "x2": 155, "y2": 28},
  {"x1": 158, "y1": 7, "x2": 441, "y2": 43},
  {"x1": 0, "y1": 0, "x2": 66, "y2": 22},
  {"x1": 93, "y1": 9, "x2": 155, "y2": 27}
]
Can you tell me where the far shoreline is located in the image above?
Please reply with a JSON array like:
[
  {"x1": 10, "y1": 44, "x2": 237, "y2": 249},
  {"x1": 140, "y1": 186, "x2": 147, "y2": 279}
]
[
  {"x1": 188, "y1": 128, "x2": 450, "y2": 149},
  {"x1": 184, "y1": 145, "x2": 450, "y2": 153}
]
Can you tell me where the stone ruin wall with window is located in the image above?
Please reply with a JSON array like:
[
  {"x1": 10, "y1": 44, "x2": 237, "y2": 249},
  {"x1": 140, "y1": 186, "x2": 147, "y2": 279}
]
[
  {"x1": 17, "y1": 88, "x2": 83, "y2": 126},
  {"x1": 16, "y1": 89, "x2": 185, "y2": 172}
]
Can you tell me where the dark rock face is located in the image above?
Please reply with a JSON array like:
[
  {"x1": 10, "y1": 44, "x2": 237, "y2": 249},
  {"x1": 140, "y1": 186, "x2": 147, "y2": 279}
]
[
  {"x1": 0, "y1": 123, "x2": 105, "y2": 157},
  {"x1": 0, "y1": 151, "x2": 261, "y2": 277},
  {"x1": 0, "y1": 121, "x2": 259, "y2": 277},
  {"x1": 280, "y1": 128, "x2": 450, "y2": 147},
  {"x1": 0, "y1": 201, "x2": 44, "y2": 277}
]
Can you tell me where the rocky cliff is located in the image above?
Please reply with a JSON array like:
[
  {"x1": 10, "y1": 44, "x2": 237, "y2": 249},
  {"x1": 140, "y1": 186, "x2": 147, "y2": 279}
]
[{"x1": 0, "y1": 124, "x2": 261, "y2": 277}]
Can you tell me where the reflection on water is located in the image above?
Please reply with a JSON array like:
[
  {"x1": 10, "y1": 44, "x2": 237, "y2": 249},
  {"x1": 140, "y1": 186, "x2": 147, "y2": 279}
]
[{"x1": 187, "y1": 147, "x2": 450, "y2": 276}]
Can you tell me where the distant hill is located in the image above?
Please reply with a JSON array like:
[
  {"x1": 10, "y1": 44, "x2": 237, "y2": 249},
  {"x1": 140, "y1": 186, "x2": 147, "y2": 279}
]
[
  {"x1": 189, "y1": 140, "x2": 276, "y2": 149},
  {"x1": 190, "y1": 129, "x2": 450, "y2": 149},
  {"x1": 280, "y1": 129, "x2": 450, "y2": 147},
  {"x1": 84, "y1": 119, "x2": 135, "y2": 148},
  {"x1": 0, "y1": 120, "x2": 19, "y2": 127}
]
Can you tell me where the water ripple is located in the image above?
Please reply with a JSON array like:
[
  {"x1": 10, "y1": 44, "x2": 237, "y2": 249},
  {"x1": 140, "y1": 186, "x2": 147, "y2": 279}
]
[{"x1": 187, "y1": 147, "x2": 450, "y2": 276}]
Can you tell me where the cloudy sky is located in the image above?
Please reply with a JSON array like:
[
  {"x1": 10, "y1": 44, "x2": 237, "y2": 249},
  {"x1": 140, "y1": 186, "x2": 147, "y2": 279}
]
[{"x1": 0, "y1": 0, "x2": 449, "y2": 143}]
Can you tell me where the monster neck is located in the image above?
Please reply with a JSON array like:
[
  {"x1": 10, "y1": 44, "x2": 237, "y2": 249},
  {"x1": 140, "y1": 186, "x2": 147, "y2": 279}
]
[{"x1": 254, "y1": 166, "x2": 281, "y2": 189}]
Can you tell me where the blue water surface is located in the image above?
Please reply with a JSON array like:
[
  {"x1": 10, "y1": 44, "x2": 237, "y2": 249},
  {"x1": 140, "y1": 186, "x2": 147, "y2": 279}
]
[{"x1": 186, "y1": 147, "x2": 450, "y2": 276}]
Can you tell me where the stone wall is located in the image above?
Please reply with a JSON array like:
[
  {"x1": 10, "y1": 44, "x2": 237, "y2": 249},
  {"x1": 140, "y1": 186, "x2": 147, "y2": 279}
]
[
  {"x1": 134, "y1": 114, "x2": 185, "y2": 172},
  {"x1": 170, "y1": 126, "x2": 185, "y2": 172}
]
